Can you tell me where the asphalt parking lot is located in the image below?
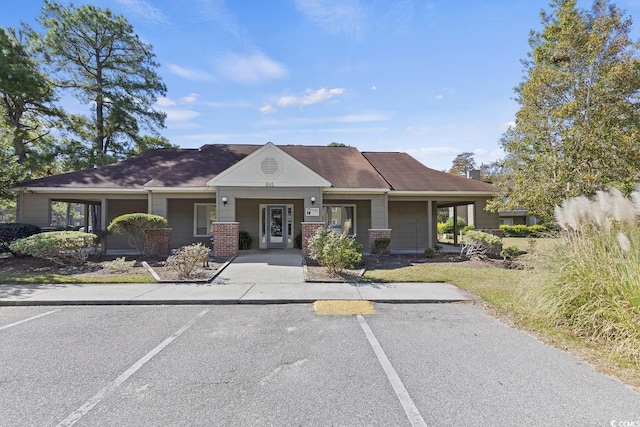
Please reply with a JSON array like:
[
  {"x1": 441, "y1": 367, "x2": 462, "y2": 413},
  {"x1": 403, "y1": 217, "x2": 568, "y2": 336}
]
[{"x1": 1, "y1": 303, "x2": 639, "y2": 426}]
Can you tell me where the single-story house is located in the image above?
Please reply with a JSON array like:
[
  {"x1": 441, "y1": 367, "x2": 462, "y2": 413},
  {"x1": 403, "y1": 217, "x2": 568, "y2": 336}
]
[{"x1": 16, "y1": 142, "x2": 499, "y2": 257}]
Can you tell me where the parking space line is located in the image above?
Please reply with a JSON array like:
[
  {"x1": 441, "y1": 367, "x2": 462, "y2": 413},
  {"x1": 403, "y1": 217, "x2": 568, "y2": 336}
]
[
  {"x1": 0, "y1": 309, "x2": 61, "y2": 331},
  {"x1": 357, "y1": 314, "x2": 427, "y2": 427},
  {"x1": 55, "y1": 308, "x2": 211, "y2": 427}
]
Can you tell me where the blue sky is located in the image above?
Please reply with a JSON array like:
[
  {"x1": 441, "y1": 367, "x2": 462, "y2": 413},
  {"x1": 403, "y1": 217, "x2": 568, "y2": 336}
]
[{"x1": 3, "y1": 0, "x2": 640, "y2": 171}]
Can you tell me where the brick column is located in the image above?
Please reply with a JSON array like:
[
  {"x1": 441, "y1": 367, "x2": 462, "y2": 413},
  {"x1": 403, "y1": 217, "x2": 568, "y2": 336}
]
[
  {"x1": 144, "y1": 228, "x2": 172, "y2": 258},
  {"x1": 368, "y1": 229, "x2": 392, "y2": 255},
  {"x1": 212, "y1": 222, "x2": 239, "y2": 258},
  {"x1": 301, "y1": 222, "x2": 325, "y2": 256}
]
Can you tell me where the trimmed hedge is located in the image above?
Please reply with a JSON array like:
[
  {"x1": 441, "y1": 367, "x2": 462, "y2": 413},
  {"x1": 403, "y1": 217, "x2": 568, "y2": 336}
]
[
  {"x1": 0, "y1": 223, "x2": 41, "y2": 255},
  {"x1": 499, "y1": 224, "x2": 548, "y2": 237},
  {"x1": 107, "y1": 213, "x2": 169, "y2": 255},
  {"x1": 9, "y1": 231, "x2": 97, "y2": 265}
]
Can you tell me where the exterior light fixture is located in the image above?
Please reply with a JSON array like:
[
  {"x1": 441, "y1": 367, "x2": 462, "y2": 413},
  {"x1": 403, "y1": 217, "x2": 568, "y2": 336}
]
[
  {"x1": 310, "y1": 196, "x2": 316, "y2": 204},
  {"x1": 222, "y1": 196, "x2": 228, "y2": 205}
]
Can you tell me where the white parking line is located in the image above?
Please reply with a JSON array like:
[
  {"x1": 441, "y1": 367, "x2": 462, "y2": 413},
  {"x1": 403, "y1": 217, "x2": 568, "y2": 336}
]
[
  {"x1": 357, "y1": 314, "x2": 427, "y2": 427},
  {"x1": 55, "y1": 308, "x2": 211, "y2": 427},
  {"x1": 0, "y1": 309, "x2": 61, "y2": 331}
]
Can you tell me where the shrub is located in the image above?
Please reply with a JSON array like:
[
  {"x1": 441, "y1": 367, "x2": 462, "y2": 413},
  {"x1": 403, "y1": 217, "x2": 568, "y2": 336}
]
[
  {"x1": 500, "y1": 245, "x2": 525, "y2": 260},
  {"x1": 424, "y1": 248, "x2": 435, "y2": 258},
  {"x1": 374, "y1": 237, "x2": 391, "y2": 255},
  {"x1": 0, "y1": 223, "x2": 41, "y2": 255},
  {"x1": 9, "y1": 231, "x2": 97, "y2": 266},
  {"x1": 308, "y1": 229, "x2": 363, "y2": 274},
  {"x1": 437, "y1": 222, "x2": 446, "y2": 235},
  {"x1": 462, "y1": 230, "x2": 502, "y2": 258},
  {"x1": 107, "y1": 213, "x2": 169, "y2": 255},
  {"x1": 532, "y1": 188, "x2": 640, "y2": 362},
  {"x1": 462, "y1": 224, "x2": 476, "y2": 234},
  {"x1": 239, "y1": 230, "x2": 253, "y2": 250},
  {"x1": 166, "y1": 243, "x2": 210, "y2": 279},
  {"x1": 107, "y1": 257, "x2": 135, "y2": 273},
  {"x1": 441, "y1": 216, "x2": 467, "y2": 234},
  {"x1": 499, "y1": 224, "x2": 549, "y2": 237}
]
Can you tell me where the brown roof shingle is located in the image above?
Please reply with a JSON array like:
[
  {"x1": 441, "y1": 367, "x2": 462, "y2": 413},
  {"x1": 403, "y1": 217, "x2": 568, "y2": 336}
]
[{"x1": 362, "y1": 152, "x2": 495, "y2": 192}]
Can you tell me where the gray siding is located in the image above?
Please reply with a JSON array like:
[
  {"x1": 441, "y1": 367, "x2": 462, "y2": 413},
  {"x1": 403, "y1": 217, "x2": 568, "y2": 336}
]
[
  {"x1": 167, "y1": 198, "x2": 216, "y2": 249},
  {"x1": 389, "y1": 201, "x2": 429, "y2": 253},
  {"x1": 105, "y1": 199, "x2": 148, "y2": 251}
]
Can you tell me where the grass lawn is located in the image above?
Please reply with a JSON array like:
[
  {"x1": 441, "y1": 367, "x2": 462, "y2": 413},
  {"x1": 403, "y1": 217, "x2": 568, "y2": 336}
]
[{"x1": 363, "y1": 261, "x2": 640, "y2": 390}]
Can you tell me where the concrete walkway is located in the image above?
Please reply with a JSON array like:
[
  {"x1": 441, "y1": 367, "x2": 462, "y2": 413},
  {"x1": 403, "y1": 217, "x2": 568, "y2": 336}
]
[{"x1": 0, "y1": 250, "x2": 476, "y2": 306}]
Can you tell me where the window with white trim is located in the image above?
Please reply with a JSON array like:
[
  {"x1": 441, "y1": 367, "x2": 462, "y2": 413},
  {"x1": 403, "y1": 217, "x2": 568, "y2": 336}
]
[
  {"x1": 194, "y1": 204, "x2": 216, "y2": 236},
  {"x1": 322, "y1": 205, "x2": 356, "y2": 236}
]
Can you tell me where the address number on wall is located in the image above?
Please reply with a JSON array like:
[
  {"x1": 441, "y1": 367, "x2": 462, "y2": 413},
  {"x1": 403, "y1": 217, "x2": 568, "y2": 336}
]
[{"x1": 265, "y1": 182, "x2": 275, "y2": 187}]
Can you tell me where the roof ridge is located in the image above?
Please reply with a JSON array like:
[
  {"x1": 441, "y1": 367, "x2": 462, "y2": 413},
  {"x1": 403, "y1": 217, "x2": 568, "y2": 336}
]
[{"x1": 361, "y1": 152, "x2": 394, "y2": 190}]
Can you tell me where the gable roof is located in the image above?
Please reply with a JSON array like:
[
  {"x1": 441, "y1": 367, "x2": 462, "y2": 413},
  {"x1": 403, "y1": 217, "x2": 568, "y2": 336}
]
[
  {"x1": 19, "y1": 143, "x2": 495, "y2": 193},
  {"x1": 362, "y1": 152, "x2": 495, "y2": 192}
]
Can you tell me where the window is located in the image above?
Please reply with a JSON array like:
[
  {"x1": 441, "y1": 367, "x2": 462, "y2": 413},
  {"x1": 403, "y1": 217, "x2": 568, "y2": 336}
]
[
  {"x1": 194, "y1": 204, "x2": 216, "y2": 236},
  {"x1": 322, "y1": 205, "x2": 355, "y2": 236}
]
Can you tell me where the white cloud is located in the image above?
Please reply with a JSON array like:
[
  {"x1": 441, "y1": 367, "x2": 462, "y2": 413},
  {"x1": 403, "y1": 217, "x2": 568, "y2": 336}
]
[
  {"x1": 295, "y1": 0, "x2": 366, "y2": 38},
  {"x1": 276, "y1": 88, "x2": 345, "y2": 108},
  {"x1": 216, "y1": 52, "x2": 288, "y2": 85},
  {"x1": 371, "y1": 86, "x2": 377, "y2": 91},
  {"x1": 260, "y1": 104, "x2": 277, "y2": 114},
  {"x1": 167, "y1": 64, "x2": 214, "y2": 82},
  {"x1": 115, "y1": 0, "x2": 170, "y2": 25},
  {"x1": 180, "y1": 93, "x2": 200, "y2": 104},
  {"x1": 204, "y1": 99, "x2": 253, "y2": 108},
  {"x1": 164, "y1": 109, "x2": 200, "y2": 122},
  {"x1": 156, "y1": 97, "x2": 176, "y2": 107}
]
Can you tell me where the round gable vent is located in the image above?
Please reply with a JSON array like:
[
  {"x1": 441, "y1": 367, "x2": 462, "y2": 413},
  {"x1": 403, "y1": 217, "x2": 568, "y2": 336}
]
[{"x1": 260, "y1": 156, "x2": 281, "y2": 177}]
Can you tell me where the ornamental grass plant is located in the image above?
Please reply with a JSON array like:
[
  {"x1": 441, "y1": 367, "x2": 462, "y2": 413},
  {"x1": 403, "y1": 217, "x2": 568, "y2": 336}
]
[{"x1": 532, "y1": 188, "x2": 640, "y2": 363}]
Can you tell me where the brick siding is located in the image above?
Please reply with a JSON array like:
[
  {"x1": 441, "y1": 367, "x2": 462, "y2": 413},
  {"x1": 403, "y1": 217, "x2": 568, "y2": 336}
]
[
  {"x1": 301, "y1": 222, "x2": 325, "y2": 256},
  {"x1": 144, "y1": 228, "x2": 172, "y2": 258},
  {"x1": 212, "y1": 222, "x2": 239, "y2": 258},
  {"x1": 368, "y1": 229, "x2": 392, "y2": 255}
]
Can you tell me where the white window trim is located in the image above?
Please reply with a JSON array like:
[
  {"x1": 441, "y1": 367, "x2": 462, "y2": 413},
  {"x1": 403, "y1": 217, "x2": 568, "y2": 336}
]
[
  {"x1": 323, "y1": 204, "x2": 356, "y2": 237},
  {"x1": 194, "y1": 203, "x2": 216, "y2": 237}
]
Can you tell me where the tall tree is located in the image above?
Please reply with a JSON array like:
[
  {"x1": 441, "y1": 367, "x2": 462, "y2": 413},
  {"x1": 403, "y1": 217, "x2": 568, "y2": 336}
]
[
  {"x1": 39, "y1": 1, "x2": 167, "y2": 167},
  {"x1": 489, "y1": 0, "x2": 640, "y2": 221},
  {"x1": 0, "y1": 26, "x2": 61, "y2": 179},
  {"x1": 449, "y1": 152, "x2": 476, "y2": 176}
]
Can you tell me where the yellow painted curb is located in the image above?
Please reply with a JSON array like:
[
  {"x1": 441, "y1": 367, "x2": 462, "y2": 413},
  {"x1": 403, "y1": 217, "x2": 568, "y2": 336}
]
[{"x1": 313, "y1": 300, "x2": 375, "y2": 316}]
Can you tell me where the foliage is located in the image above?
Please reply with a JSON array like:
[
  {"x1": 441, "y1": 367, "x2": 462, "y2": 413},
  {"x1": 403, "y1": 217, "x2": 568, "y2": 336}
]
[
  {"x1": 489, "y1": 0, "x2": 640, "y2": 221},
  {"x1": 436, "y1": 222, "x2": 446, "y2": 235},
  {"x1": 436, "y1": 208, "x2": 449, "y2": 223},
  {"x1": 307, "y1": 229, "x2": 363, "y2": 274},
  {"x1": 531, "y1": 188, "x2": 640, "y2": 363},
  {"x1": 462, "y1": 224, "x2": 475, "y2": 234},
  {"x1": 238, "y1": 230, "x2": 253, "y2": 250},
  {"x1": 499, "y1": 224, "x2": 548, "y2": 237},
  {"x1": 166, "y1": 243, "x2": 210, "y2": 279},
  {"x1": 449, "y1": 152, "x2": 476, "y2": 176},
  {"x1": 9, "y1": 230, "x2": 97, "y2": 265},
  {"x1": 106, "y1": 257, "x2": 135, "y2": 273},
  {"x1": 107, "y1": 213, "x2": 169, "y2": 255},
  {"x1": 440, "y1": 216, "x2": 467, "y2": 234},
  {"x1": 39, "y1": 0, "x2": 167, "y2": 167},
  {"x1": 0, "y1": 27, "x2": 62, "y2": 194},
  {"x1": 500, "y1": 245, "x2": 525, "y2": 260},
  {"x1": 0, "y1": 223, "x2": 41, "y2": 254},
  {"x1": 373, "y1": 237, "x2": 391, "y2": 255},
  {"x1": 424, "y1": 248, "x2": 435, "y2": 258},
  {"x1": 462, "y1": 230, "x2": 503, "y2": 258}
]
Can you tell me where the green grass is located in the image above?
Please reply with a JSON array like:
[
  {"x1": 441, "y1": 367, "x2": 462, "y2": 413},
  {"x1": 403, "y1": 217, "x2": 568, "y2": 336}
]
[
  {"x1": 0, "y1": 273, "x2": 155, "y2": 284},
  {"x1": 363, "y1": 260, "x2": 640, "y2": 390}
]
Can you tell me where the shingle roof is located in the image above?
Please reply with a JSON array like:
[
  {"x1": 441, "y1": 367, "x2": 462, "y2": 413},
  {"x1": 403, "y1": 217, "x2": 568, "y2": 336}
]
[
  {"x1": 19, "y1": 144, "x2": 495, "y2": 193},
  {"x1": 20, "y1": 148, "x2": 193, "y2": 188},
  {"x1": 362, "y1": 152, "x2": 495, "y2": 192}
]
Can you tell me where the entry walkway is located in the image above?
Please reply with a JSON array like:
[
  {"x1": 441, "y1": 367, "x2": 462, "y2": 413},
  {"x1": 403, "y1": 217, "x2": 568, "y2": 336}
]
[{"x1": 0, "y1": 250, "x2": 476, "y2": 306}]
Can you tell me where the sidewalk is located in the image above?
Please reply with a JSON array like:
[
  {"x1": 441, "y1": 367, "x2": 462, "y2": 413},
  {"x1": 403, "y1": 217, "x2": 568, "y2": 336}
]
[
  {"x1": 0, "y1": 249, "x2": 476, "y2": 306},
  {"x1": 0, "y1": 281, "x2": 475, "y2": 306}
]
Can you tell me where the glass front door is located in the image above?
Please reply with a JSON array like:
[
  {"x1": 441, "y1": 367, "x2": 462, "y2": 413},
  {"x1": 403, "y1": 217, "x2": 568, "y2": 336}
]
[{"x1": 267, "y1": 206, "x2": 286, "y2": 248}]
